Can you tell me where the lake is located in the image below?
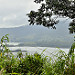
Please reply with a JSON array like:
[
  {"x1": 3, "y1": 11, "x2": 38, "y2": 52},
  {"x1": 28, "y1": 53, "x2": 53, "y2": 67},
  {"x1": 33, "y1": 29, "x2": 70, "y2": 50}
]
[{"x1": 8, "y1": 46, "x2": 69, "y2": 56}]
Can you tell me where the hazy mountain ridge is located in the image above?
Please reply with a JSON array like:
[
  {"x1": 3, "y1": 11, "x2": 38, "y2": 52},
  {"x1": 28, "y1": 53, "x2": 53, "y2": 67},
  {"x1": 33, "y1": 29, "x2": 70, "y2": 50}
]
[{"x1": 0, "y1": 23, "x2": 74, "y2": 48}]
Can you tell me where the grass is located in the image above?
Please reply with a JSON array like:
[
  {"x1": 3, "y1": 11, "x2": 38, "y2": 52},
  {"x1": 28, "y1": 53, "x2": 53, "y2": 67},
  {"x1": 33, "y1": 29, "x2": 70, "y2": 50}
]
[{"x1": 0, "y1": 34, "x2": 75, "y2": 75}]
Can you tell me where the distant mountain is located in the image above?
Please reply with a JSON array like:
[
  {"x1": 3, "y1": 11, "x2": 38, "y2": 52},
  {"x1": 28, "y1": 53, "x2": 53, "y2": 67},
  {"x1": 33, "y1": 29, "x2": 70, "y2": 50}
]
[{"x1": 0, "y1": 22, "x2": 74, "y2": 48}]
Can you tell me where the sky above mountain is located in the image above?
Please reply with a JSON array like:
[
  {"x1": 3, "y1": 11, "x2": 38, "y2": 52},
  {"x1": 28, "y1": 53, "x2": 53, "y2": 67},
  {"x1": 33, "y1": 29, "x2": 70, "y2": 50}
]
[
  {"x1": 0, "y1": 0, "x2": 72, "y2": 28},
  {"x1": 0, "y1": 0, "x2": 40, "y2": 28}
]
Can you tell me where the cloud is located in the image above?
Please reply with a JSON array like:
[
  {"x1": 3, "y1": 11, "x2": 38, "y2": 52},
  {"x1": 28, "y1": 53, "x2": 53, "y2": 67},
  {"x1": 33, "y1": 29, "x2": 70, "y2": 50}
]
[
  {"x1": 0, "y1": 0, "x2": 40, "y2": 28},
  {"x1": 0, "y1": 0, "x2": 71, "y2": 28},
  {"x1": 2, "y1": 14, "x2": 17, "y2": 22},
  {"x1": 0, "y1": 23, "x2": 26, "y2": 28}
]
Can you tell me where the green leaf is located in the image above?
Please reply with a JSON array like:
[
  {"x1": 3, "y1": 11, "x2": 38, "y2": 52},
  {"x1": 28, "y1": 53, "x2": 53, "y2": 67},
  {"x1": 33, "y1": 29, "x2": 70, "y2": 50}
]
[{"x1": 41, "y1": 48, "x2": 47, "y2": 55}]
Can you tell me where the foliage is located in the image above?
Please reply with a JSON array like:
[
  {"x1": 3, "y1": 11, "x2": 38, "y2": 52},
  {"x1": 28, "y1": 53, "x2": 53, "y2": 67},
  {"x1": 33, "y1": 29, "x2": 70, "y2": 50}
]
[
  {"x1": 27, "y1": 0, "x2": 75, "y2": 33},
  {"x1": 0, "y1": 35, "x2": 75, "y2": 75}
]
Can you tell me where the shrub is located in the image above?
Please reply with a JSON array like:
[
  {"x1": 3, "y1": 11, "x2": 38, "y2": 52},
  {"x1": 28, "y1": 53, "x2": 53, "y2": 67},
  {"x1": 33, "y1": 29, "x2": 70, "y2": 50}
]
[{"x1": 0, "y1": 34, "x2": 75, "y2": 75}]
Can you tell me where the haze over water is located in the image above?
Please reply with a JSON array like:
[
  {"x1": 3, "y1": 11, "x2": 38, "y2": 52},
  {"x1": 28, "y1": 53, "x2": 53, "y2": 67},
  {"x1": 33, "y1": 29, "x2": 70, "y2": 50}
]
[{"x1": 9, "y1": 46, "x2": 69, "y2": 56}]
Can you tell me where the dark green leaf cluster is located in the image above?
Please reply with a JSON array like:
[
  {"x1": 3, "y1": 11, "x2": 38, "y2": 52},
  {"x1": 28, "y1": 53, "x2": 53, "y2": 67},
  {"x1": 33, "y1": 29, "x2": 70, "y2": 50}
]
[
  {"x1": 34, "y1": 0, "x2": 44, "y2": 3},
  {"x1": 27, "y1": 0, "x2": 75, "y2": 33},
  {"x1": 69, "y1": 19, "x2": 75, "y2": 33}
]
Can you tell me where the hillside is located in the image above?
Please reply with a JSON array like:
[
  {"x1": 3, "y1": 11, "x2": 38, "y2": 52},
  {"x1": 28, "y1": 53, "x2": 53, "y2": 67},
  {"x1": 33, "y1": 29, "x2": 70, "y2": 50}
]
[{"x1": 0, "y1": 22, "x2": 74, "y2": 48}]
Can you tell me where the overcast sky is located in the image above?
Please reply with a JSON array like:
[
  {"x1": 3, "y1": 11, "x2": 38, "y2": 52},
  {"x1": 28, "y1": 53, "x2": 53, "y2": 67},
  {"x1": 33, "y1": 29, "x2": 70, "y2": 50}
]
[
  {"x1": 0, "y1": 0, "x2": 40, "y2": 28},
  {"x1": 0, "y1": 0, "x2": 72, "y2": 28}
]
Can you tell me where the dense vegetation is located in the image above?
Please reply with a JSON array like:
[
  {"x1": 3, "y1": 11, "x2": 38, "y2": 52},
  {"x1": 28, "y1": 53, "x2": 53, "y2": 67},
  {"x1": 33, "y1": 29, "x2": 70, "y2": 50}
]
[{"x1": 0, "y1": 34, "x2": 75, "y2": 75}]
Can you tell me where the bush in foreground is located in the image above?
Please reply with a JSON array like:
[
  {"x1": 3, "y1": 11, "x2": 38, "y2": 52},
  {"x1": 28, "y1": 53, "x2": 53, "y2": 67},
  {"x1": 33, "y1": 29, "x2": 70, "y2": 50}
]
[{"x1": 0, "y1": 34, "x2": 75, "y2": 75}]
